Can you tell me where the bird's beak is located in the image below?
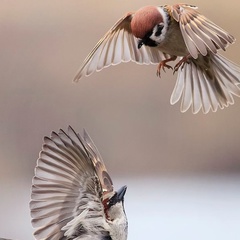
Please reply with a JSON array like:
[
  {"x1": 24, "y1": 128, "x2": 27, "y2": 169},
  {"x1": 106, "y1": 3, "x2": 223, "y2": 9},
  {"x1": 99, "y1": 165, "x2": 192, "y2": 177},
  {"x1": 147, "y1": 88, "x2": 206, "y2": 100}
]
[
  {"x1": 107, "y1": 185, "x2": 127, "y2": 207},
  {"x1": 116, "y1": 185, "x2": 127, "y2": 201},
  {"x1": 111, "y1": 185, "x2": 127, "y2": 203},
  {"x1": 138, "y1": 39, "x2": 144, "y2": 49}
]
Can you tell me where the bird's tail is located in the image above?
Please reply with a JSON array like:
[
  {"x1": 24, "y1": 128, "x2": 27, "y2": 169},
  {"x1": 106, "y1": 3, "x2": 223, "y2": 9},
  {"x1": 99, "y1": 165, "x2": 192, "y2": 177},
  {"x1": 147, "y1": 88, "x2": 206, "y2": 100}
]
[{"x1": 170, "y1": 53, "x2": 240, "y2": 114}]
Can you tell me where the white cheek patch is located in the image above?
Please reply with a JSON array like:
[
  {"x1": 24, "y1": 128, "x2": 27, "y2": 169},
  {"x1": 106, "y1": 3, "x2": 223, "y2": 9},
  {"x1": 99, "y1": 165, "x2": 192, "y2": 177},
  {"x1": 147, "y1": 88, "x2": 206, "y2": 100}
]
[{"x1": 150, "y1": 6, "x2": 168, "y2": 44}]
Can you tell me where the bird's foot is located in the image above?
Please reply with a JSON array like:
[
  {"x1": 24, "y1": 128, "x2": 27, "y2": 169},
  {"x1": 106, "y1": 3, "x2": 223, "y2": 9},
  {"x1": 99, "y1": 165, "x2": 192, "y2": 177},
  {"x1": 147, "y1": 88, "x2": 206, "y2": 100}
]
[
  {"x1": 156, "y1": 56, "x2": 177, "y2": 77},
  {"x1": 173, "y1": 54, "x2": 191, "y2": 74}
]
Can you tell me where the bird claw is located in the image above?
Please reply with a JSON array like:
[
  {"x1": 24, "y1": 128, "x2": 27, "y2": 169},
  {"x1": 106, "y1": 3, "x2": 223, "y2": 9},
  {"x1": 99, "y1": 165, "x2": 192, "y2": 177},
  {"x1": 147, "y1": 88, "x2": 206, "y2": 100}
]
[
  {"x1": 173, "y1": 55, "x2": 191, "y2": 74},
  {"x1": 156, "y1": 61, "x2": 173, "y2": 77},
  {"x1": 173, "y1": 63, "x2": 184, "y2": 74}
]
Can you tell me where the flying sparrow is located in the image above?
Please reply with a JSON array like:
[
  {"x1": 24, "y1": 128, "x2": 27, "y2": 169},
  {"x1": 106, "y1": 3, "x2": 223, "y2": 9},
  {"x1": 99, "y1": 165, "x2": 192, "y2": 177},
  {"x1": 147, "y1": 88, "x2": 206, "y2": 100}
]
[
  {"x1": 30, "y1": 126, "x2": 128, "y2": 240},
  {"x1": 73, "y1": 4, "x2": 240, "y2": 114}
]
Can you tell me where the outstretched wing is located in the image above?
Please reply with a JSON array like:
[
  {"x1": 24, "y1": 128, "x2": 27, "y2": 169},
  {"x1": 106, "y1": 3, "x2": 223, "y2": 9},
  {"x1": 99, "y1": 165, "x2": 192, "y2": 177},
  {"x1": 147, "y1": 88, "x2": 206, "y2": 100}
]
[
  {"x1": 82, "y1": 129, "x2": 113, "y2": 194},
  {"x1": 73, "y1": 12, "x2": 168, "y2": 82},
  {"x1": 30, "y1": 126, "x2": 112, "y2": 239},
  {"x1": 167, "y1": 4, "x2": 235, "y2": 59}
]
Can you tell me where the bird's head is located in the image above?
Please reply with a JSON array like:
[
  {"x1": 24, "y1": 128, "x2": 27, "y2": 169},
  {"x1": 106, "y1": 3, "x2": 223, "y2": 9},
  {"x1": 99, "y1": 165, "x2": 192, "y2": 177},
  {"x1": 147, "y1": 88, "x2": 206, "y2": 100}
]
[
  {"x1": 105, "y1": 185, "x2": 127, "y2": 221},
  {"x1": 104, "y1": 185, "x2": 128, "y2": 239},
  {"x1": 130, "y1": 6, "x2": 167, "y2": 49}
]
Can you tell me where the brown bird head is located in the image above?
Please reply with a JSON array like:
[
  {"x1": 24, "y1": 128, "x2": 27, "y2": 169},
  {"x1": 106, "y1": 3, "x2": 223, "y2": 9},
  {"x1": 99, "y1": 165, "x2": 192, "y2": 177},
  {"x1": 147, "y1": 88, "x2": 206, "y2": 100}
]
[{"x1": 131, "y1": 6, "x2": 163, "y2": 39}]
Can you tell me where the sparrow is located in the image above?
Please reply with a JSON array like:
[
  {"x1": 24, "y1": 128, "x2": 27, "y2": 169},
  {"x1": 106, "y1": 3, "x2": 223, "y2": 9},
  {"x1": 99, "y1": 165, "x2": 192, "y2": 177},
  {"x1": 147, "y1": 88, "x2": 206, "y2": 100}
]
[
  {"x1": 30, "y1": 126, "x2": 128, "y2": 240},
  {"x1": 73, "y1": 4, "x2": 240, "y2": 114}
]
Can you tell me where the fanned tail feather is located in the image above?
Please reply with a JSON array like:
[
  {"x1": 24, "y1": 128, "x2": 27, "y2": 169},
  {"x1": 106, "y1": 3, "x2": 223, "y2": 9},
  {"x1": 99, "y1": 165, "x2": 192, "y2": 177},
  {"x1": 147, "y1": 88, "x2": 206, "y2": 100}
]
[{"x1": 170, "y1": 53, "x2": 240, "y2": 113}]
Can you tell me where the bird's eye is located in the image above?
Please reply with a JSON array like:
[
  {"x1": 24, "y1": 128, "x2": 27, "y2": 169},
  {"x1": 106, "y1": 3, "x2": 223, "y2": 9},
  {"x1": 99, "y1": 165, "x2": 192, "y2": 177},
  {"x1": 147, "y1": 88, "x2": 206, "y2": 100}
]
[
  {"x1": 107, "y1": 193, "x2": 117, "y2": 208},
  {"x1": 138, "y1": 30, "x2": 158, "y2": 48},
  {"x1": 155, "y1": 24, "x2": 164, "y2": 37}
]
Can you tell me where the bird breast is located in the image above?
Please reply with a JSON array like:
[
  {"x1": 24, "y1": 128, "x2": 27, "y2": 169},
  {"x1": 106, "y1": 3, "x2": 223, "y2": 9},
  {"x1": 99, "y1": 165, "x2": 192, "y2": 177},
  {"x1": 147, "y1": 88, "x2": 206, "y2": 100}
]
[{"x1": 157, "y1": 20, "x2": 189, "y2": 57}]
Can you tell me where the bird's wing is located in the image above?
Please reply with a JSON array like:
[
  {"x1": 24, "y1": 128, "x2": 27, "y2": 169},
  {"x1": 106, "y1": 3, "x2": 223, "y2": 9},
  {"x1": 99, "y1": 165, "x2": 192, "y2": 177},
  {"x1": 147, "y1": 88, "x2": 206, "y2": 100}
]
[
  {"x1": 167, "y1": 4, "x2": 235, "y2": 59},
  {"x1": 73, "y1": 12, "x2": 169, "y2": 82},
  {"x1": 82, "y1": 129, "x2": 113, "y2": 193},
  {"x1": 30, "y1": 126, "x2": 113, "y2": 240}
]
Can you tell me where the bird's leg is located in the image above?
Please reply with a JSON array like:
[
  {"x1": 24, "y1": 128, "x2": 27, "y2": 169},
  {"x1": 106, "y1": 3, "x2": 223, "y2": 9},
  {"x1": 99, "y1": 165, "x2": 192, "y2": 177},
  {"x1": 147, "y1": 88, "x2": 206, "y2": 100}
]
[
  {"x1": 173, "y1": 54, "x2": 191, "y2": 74},
  {"x1": 156, "y1": 56, "x2": 177, "y2": 77}
]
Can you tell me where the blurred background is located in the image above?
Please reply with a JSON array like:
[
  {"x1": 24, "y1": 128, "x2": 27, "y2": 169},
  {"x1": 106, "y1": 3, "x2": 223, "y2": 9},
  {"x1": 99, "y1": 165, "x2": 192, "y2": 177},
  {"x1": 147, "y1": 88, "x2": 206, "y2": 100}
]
[{"x1": 0, "y1": 0, "x2": 240, "y2": 239}]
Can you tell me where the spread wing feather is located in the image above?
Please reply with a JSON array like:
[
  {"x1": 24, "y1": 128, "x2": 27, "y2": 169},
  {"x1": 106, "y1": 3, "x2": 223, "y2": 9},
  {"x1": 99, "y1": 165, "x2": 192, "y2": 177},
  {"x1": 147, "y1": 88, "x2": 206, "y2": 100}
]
[
  {"x1": 168, "y1": 4, "x2": 235, "y2": 59},
  {"x1": 30, "y1": 126, "x2": 113, "y2": 239},
  {"x1": 82, "y1": 129, "x2": 113, "y2": 193},
  {"x1": 73, "y1": 13, "x2": 169, "y2": 81}
]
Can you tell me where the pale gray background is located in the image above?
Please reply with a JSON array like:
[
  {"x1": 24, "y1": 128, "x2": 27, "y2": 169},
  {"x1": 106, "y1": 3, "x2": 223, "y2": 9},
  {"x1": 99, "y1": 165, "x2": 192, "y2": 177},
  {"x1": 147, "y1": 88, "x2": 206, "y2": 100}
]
[{"x1": 0, "y1": 0, "x2": 240, "y2": 239}]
